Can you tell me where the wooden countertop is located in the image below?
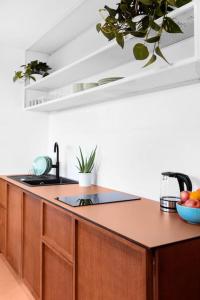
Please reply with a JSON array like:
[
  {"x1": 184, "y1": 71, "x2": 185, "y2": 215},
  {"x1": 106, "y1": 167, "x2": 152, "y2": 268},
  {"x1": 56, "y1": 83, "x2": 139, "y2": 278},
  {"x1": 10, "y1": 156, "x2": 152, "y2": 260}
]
[{"x1": 1, "y1": 175, "x2": 200, "y2": 249}]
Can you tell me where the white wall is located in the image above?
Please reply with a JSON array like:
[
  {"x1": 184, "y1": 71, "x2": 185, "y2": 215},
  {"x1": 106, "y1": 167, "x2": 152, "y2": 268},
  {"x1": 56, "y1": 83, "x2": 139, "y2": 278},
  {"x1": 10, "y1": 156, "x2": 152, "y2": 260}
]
[
  {"x1": 48, "y1": 83, "x2": 200, "y2": 200},
  {"x1": 0, "y1": 45, "x2": 48, "y2": 174}
]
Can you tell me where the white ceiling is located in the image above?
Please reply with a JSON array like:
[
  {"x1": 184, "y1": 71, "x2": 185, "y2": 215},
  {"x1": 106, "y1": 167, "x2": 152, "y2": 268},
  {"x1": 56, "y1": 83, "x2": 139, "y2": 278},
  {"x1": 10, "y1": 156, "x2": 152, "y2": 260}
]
[{"x1": 0, "y1": 0, "x2": 81, "y2": 49}]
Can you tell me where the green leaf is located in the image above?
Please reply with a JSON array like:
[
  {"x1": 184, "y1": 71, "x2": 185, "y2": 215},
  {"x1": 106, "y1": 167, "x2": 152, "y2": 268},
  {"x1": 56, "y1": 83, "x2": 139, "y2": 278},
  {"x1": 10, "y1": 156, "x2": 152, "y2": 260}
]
[
  {"x1": 143, "y1": 54, "x2": 157, "y2": 67},
  {"x1": 106, "y1": 16, "x2": 116, "y2": 24},
  {"x1": 116, "y1": 32, "x2": 124, "y2": 48},
  {"x1": 133, "y1": 43, "x2": 149, "y2": 60},
  {"x1": 101, "y1": 28, "x2": 115, "y2": 41},
  {"x1": 167, "y1": 0, "x2": 176, "y2": 6},
  {"x1": 155, "y1": 46, "x2": 170, "y2": 64},
  {"x1": 79, "y1": 147, "x2": 85, "y2": 171},
  {"x1": 126, "y1": 19, "x2": 136, "y2": 31},
  {"x1": 77, "y1": 146, "x2": 97, "y2": 173},
  {"x1": 138, "y1": 16, "x2": 149, "y2": 31},
  {"x1": 30, "y1": 75, "x2": 36, "y2": 81},
  {"x1": 155, "y1": 6, "x2": 165, "y2": 17},
  {"x1": 176, "y1": 0, "x2": 191, "y2": 8},
  {"x1": 163, "y1": 17, "x2": 183, "y2": 33},
  {"x1": 104, "y1": 5, "x2": 116, "y2": 17},
  {"x1": 120, "y1": 3, "x2": 128, "y2": 13},
  {"x1": 145, "y1": 35, "x2": 160, "y2": 43},
  {"x1": 131, "y1": 31, "x2": 147, "y2": 38},
  {"x1": 76, "y1": 157, "x2": 83, "y2": 172},
  {"x1": 139, "y1": 0, "x2": 153, "y2": 5},
  {"x1": 96, "y1": 23, "x2": 101, "y2": 32},
  {"x1": 86, "y1": 146, "x2": 97, "y2": 172}
]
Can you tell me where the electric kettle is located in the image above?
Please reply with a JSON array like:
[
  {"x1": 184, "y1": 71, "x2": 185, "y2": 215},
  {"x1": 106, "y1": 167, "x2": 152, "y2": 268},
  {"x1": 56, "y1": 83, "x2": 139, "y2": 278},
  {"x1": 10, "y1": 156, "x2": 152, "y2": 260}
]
[{"x1": 160, "y1": 172, "x2": 192, "y2": 213}]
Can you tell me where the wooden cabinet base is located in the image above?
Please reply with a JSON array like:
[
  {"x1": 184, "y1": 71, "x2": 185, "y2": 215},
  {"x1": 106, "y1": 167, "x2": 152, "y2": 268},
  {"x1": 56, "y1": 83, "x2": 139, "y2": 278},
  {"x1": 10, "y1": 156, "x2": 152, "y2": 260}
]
[{"x1": 0, "y1": 180, "x2": 200, "y2": 300}]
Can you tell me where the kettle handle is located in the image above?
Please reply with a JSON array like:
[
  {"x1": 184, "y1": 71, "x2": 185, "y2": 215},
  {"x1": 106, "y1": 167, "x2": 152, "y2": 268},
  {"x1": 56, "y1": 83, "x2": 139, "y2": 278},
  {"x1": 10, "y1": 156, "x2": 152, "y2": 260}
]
[{"x1": 176, "y1": 173, "x2": 192, "y2": 192}]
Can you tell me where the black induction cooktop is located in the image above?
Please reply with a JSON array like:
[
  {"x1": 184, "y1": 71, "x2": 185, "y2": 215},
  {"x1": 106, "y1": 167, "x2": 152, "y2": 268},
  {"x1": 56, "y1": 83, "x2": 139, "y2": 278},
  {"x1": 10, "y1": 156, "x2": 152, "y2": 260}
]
[{"x1": 55, "y1": 192, "x2": 140, "y2": 207}]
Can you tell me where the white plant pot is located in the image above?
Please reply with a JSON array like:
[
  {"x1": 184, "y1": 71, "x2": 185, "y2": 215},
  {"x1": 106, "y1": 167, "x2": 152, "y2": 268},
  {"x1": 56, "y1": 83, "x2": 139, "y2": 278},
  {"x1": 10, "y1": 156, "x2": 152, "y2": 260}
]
[{"x1": 79, "y1": 173, "x2": 92, "y2": 187}]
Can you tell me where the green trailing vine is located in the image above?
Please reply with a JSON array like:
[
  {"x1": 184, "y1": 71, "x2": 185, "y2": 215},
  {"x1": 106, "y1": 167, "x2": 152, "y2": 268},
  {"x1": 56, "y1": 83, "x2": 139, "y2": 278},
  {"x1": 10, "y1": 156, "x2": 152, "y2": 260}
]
[
  {"x1": 96, "y1": 0, "x2": 192, "y2": 67},
  {"x1": 13, "y1": 60, "x2": 51, "y2": 82}
]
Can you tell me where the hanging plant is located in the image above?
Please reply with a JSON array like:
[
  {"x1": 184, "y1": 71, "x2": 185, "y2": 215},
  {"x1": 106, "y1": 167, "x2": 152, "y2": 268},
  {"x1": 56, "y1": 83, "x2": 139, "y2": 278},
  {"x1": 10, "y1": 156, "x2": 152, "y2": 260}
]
[
  {"x1": 96, "y1": 0, "x2": 191, "y2": 67},
  {"x1": 13, "y1": 60, "x2": 51, "y2": 82}
]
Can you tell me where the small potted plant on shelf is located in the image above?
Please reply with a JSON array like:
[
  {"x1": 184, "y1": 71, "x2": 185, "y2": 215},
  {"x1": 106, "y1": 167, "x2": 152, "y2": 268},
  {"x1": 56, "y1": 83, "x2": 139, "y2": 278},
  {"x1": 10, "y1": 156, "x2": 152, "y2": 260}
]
[
  {"x1": 96, "y1": 0, "x2": 191, "y2": 67},
  {"x1": 13, "y1": 60, "x2": 51, "y2": 84},
  {"x1": 76, "y1": 146, "x2": 97, "y2": 187}
]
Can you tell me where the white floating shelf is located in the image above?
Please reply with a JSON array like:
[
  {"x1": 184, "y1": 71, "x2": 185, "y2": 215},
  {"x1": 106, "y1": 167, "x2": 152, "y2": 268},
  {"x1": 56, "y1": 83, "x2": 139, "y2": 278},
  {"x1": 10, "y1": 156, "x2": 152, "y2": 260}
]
[
  {"x1": 25, "y1": 57, "x2": 200, "y2": 112},
  {"x1": 25, "y1": 2, "x2": 194, "y2": 92},
  {"x1": 28, "y1": 0, "x2": 104, "y2": 54}
]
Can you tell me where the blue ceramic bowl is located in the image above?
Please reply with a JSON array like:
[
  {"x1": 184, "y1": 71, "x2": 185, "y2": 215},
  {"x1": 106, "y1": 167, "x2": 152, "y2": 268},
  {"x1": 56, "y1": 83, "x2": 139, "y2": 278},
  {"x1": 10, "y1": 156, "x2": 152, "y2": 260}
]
[{"x1": 176, "y1": 202, "x2": 200, "y2": 224}]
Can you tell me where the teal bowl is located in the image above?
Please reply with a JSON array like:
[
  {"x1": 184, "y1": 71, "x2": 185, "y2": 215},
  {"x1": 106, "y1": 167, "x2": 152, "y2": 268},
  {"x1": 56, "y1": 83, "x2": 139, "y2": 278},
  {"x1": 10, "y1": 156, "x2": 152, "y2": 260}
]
[{"x1": 176, "y1": 202, "x2": 200, "y2": 224}]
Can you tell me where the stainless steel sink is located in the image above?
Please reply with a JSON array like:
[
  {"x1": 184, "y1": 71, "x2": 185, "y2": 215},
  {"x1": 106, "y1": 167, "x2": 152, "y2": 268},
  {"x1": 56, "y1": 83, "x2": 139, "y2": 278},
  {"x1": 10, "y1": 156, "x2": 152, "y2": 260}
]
[{"x1": 8, "y1": 175, "x2": 78, "y2": 187}]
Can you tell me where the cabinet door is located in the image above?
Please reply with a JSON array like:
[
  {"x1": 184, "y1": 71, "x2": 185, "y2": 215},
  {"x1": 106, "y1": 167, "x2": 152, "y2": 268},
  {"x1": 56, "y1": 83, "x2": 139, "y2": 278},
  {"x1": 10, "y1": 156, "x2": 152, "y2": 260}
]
[
  {"x1": 42, "y1": 244, "x2": 73, "y2": 300},
  {"x1": 6, "y1": 184, "x2": 22, "y2": 275},
  {"x1": 23, "y1": 193, "x2": 41, "y2": 298},
  {"x1": 0, "y1": 179, "x2": 7, "y2": 208},
  {"x1": 155, "y1": 239, "x2": 200, "y2": 300},
  {"x1": 0, "y1": 206, "x2": 6, "y2": 254},
  {"x1": 76, "y1": 221, "x2": 148, "y2": 300}
]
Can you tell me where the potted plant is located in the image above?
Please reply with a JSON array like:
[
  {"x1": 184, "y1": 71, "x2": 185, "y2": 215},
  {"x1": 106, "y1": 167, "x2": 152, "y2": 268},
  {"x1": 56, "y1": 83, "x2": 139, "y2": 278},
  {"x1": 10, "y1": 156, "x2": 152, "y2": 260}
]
[
  {"x1": 76, "y1": 146, "x2": 97, "y2": 187},
  {"x1": 97, "y1": 0, "x2": 191, "y2": 67},
  {"x1": 13, "y1": 60, "x2": 51, "y2": 84}
]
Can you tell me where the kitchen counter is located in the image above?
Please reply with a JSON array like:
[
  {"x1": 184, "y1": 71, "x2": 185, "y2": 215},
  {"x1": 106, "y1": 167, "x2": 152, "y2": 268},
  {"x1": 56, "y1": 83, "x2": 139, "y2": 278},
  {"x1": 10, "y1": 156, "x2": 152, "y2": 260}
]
[{"x1": 1, "y1": 175, "x2": 200, "y2": 249}]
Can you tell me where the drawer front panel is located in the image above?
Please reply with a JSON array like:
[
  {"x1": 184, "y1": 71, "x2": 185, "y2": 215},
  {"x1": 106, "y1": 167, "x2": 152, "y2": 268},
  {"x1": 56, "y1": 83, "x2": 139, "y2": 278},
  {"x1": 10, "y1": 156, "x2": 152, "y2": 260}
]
[{"x1": 43, "y1": 202, "x2": 73, "y2": 258}]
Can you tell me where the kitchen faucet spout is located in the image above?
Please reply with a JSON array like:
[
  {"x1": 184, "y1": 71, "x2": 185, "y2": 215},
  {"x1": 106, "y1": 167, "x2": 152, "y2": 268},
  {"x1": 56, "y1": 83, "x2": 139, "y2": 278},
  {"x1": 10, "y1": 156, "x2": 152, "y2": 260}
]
[{"x1": 52, "y1": 142, "x2": 60, "y2": 180}]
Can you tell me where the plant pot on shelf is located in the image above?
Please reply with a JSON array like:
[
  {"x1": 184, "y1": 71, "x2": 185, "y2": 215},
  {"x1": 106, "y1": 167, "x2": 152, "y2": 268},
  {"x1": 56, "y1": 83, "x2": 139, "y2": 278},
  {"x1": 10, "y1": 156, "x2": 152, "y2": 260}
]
[{"x1": 79, "y1": 173, "x2": 92, "y2": 187}]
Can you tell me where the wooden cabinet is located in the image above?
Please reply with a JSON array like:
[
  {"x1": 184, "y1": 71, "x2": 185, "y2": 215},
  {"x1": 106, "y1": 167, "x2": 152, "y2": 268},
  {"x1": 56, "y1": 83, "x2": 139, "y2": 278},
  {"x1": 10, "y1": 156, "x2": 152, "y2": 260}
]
[
  {"x1": 6, "y1": 184, "x2": 22, "y2": 275},
  {"x1": 42, "y1": 244, "x2": 73, "y2": 300},
  {"x1": 0, "y1": 206, "x2": 6, "y2": 254},
  {"x1": 23, "y1": 193, "x2": 42, "y2": 299},
  {"x1": 1, "y1": 179, "x2": 200, "y2": 300},
  {"x1": 76, "y1": 220, "x2": 149, "y2": 300}
]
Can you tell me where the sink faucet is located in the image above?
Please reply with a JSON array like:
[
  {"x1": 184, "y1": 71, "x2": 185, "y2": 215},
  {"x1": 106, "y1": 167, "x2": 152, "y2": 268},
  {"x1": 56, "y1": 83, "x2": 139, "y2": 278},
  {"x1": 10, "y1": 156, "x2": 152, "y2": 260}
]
[{"x1": 52, "y1": 142, "x2": 60, "y2": 180}]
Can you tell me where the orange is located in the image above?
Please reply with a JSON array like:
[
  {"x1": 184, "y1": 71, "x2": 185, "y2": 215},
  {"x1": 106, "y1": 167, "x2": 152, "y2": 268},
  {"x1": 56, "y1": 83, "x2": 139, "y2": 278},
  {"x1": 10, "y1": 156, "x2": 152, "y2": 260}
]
[{"x1": 190, "y1": 191, "x2": 200, "y2": 201}]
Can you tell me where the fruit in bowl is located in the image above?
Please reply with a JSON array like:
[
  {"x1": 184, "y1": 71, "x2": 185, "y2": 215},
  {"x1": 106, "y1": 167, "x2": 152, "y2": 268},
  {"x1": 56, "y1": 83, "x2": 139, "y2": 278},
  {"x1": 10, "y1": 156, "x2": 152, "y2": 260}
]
[
  {"x1": 180, "y1": 191, "x2": 190, "y2": 202},
  {"x1": 184, "y1": 199, "x2": 200, "y2": 208},
  {"x1": 177, "y1": 189, "x2": 200, "y2": 224}
]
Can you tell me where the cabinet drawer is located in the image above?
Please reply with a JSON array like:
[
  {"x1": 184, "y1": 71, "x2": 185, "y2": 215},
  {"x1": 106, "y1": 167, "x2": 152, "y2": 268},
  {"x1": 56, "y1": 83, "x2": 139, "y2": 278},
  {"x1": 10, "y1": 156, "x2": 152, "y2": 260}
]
[{"x1": 43, "y1": 202, "x2": 73, "y2": 259}]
